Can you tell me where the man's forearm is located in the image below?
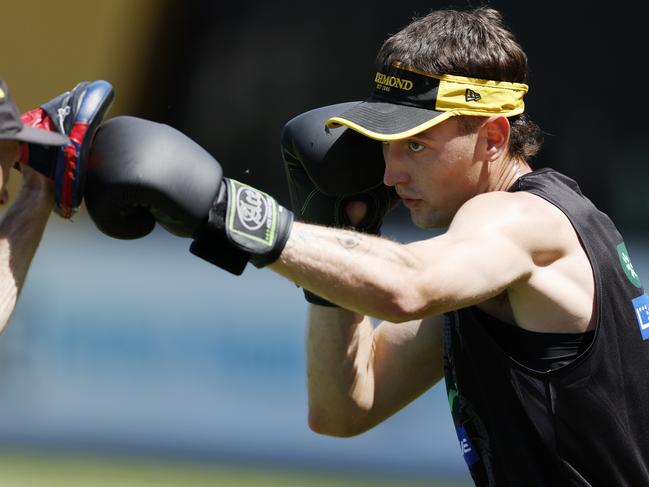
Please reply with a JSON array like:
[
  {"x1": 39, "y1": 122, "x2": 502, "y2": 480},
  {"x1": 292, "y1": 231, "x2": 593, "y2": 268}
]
[
  {"x1": 270, "y1": 222, "x2": 422, "y2": 320},
  {"x1": 0, "y1": 187, "x2": 53, "y2": 331},
  {"x1": 306, "y1": 305, "x2": 377, "y2": 436},
  {"x1": 306, "y1": 293, "x2": 445, "y2": 437}
]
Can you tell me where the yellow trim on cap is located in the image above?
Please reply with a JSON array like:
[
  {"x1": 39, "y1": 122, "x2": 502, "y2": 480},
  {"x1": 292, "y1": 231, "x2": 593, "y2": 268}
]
[
  {"x1": 394, "y1": 64, "x2": 528, "y2": 116},
  {"x1": 327, "y1": 112, "x2": 456, "y2": 141},
  {"x1": 0, "y1": 88, "x2": 5, "y2": 99}
]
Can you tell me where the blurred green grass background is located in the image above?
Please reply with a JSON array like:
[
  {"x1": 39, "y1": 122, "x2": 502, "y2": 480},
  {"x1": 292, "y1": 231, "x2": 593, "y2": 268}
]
[{"x1": 0, "y1": 450, "x2": 470, "y2": 487}]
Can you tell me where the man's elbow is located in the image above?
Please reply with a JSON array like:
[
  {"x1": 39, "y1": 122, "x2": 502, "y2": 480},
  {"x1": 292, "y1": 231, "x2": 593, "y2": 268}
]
[
  {"x1": 378, "y1": 286, "x2": 431, "y2": 323},
  {"x1": 307, "y1": 409, "x2": 371, "y2": 438}
]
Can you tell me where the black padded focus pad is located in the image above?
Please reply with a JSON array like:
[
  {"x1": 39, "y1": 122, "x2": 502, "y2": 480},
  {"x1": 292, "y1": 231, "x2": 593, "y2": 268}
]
[
  {"x1": 86, "y1": 116, "x2": 223, "y2": 239},
  {"x1": 281, "y1": 102, "x2": 384, "y2": 196}
]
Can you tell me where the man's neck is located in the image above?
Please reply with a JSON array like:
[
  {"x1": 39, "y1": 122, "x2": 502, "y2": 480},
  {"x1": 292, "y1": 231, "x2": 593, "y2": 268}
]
[{"x1": 487, "y1": 158, "x2": 532, "y2": 192}]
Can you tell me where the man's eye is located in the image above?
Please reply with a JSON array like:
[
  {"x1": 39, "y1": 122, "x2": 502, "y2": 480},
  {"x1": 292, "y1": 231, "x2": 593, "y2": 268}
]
[{"x1": 408, "y1": 141, "x2": 424, "y2": 153}]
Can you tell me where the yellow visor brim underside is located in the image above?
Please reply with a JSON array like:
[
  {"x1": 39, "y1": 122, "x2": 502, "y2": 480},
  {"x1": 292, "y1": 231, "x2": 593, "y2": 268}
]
[{"x1": 326, "y1": 112, "x2": 456, "y2": 141}]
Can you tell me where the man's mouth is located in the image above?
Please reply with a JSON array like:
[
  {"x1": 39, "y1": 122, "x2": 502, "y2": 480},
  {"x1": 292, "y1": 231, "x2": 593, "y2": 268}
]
[{"x1": 399, "y1": 195, "x2": 422, "y2": 209}]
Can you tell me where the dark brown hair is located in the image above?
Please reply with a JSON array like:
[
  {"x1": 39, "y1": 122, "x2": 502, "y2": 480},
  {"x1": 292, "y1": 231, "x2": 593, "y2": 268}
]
[{"x1": 376, "y1": 6, "x2": 542, "y2": 161}]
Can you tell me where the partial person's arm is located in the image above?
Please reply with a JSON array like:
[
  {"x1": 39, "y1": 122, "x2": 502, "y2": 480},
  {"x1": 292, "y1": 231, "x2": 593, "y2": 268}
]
[
  {"x1": 306, "y1": 306, "x2": 444, "y2": 437},
  {"x1": 0, "y1": 168, "x2": 53, "y2": 331}
]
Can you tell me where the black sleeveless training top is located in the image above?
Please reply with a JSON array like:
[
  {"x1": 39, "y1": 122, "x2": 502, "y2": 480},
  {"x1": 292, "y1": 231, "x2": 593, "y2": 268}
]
[{"x1": 443, "y1": 168, "x2": 649, "y2": 486}]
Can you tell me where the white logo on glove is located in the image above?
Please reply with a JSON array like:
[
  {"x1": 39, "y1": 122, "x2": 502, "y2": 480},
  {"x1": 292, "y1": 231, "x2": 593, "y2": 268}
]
[
  {"x1": 236, "y1": 187, "x2": 268, "y2": 231},
  {"x1": 56, "y1": 105, "x2": 71, "y2": 132}
]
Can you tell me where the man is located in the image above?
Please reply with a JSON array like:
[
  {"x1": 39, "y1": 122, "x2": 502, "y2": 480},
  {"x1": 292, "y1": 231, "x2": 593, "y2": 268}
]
[
  {"x1": 84, "y1": 6, "x2": 649, "y2": 485},
  {"x1": 0, "y1": 78, "x2": 113, "y2": 332},
  {"x1": 274, "y1": 9, "x2": 642, "y2": 486},
  {"x1": 276, "y1": 8, "x2": 647, "y2": 484}
]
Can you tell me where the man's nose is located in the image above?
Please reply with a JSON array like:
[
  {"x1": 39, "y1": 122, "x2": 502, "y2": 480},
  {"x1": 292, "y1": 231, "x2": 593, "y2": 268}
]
[{"x1": 382, "y1": 143, "x2": 410, "y2": 187}]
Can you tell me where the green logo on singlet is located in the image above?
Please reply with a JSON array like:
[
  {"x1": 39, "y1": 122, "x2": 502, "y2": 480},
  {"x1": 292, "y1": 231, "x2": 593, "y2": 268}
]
[
  {"x1": 445, "y1": 369, "x2": 460, "y2": 417},
  {"x1": 448, "y1": 388, "x2": 459, "y2": 413},
  {"x1": 617, "y1": 242, "x2": 642, "y2": 288}
]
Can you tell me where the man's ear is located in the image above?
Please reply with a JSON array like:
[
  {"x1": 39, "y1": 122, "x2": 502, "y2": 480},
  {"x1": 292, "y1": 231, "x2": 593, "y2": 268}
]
[{"x1": 480, "y1": 115, "x2": 510, "y2": 161}]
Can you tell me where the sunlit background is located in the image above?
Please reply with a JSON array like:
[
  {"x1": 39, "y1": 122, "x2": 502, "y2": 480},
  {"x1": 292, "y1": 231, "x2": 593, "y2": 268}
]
[{"x1": 1, "y1": 1, "x2": 648, "y2": 486}]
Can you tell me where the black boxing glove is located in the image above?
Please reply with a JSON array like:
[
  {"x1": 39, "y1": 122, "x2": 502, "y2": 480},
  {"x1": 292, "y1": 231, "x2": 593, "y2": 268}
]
[
  {"x1": 190, "y1": 177, "x2": 293, "y2": 272},
  {"x1": 85, "y1": 116, "x2": 293, "y2": 275},
  {"x1": 281, "y1": 102, "x2": 398, "y2": 305}
]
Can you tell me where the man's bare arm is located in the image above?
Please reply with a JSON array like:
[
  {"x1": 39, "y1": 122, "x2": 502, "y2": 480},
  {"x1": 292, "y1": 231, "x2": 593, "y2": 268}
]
[{"x1": 270, "y1": 193, "x2": 534, "y2": 322}]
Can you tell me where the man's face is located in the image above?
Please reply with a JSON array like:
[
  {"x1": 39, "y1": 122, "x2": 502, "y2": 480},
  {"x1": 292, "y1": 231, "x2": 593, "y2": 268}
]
[
  {"x1": 382, "y1": 117, "x2": 486, "y2": 229},
  {"x1": 0, "y1": 140, "x2": 20, "y2": 205}
]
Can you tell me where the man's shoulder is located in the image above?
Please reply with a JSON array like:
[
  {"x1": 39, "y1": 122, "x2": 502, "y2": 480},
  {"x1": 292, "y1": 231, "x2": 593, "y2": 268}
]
[
  {"x1": 453, "y1": 190, "x2": 556, "y2": 228},
  {"x1": 449, "y1": 190, "x2": 575, "y2": 253}
]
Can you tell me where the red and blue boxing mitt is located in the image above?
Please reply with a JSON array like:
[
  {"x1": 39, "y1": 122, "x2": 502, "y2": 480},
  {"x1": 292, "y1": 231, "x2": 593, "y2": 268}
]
[{"x1": 19, "y1": 80, "x2": 114, "y2": 218}]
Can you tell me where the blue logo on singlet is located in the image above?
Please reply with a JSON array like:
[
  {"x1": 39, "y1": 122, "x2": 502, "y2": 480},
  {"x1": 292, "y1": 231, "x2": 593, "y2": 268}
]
[
  {"x1": 632, "y1": 294, "x2": 649, "y2": 340},
  {"x1": 456, "y1": 425, "x2": 480, "y2": 466}
]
